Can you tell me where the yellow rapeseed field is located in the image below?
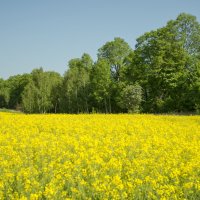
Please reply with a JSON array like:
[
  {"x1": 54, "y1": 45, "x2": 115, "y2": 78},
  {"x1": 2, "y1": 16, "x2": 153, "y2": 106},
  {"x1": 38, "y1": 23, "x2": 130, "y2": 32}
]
[{"x1": 0, "y1": 113, "x2": 200, "y2": 199}]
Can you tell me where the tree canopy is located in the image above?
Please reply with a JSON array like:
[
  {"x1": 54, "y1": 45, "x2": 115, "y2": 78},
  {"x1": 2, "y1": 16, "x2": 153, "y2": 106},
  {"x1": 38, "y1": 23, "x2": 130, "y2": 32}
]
[{"x1": 0, "y1": 13, "x2": 200, "y2": 114}]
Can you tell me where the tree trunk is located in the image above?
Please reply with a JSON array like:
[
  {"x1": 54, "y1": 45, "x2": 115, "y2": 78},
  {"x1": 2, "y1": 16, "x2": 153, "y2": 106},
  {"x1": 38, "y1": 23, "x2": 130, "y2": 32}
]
[
  {"x1": 104, "y1": 98, "x2": 108, "y2": 113},
  {"x1": 108, "y1": 96, "x2": 112, "y2": 113}
]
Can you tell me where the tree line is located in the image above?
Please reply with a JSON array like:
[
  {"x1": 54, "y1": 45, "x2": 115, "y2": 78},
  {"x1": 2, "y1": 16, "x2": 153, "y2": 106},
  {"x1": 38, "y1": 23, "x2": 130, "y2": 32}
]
[{"x1": 1, "y1": 13, "x2": 200, "y2": 114}]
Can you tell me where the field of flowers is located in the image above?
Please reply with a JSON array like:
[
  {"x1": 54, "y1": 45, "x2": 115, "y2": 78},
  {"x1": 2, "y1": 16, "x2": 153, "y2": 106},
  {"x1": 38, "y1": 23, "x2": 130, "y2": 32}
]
[{"x1": 0, "y1": 113, "x2": 200, "y2": 199}]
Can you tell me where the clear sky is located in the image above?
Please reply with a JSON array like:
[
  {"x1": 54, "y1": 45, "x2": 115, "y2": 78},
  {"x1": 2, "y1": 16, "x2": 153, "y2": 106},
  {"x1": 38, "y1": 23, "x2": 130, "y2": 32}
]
[{"x1": 0, "y1": 0, "x2": 200, "y2": 79}]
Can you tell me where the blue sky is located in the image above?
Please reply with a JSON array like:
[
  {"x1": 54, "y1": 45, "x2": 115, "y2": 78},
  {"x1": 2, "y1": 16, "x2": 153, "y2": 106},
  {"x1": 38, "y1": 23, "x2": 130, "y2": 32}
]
[{"x1": 0, "y1": 0, "x2": 200, "y2": 79}]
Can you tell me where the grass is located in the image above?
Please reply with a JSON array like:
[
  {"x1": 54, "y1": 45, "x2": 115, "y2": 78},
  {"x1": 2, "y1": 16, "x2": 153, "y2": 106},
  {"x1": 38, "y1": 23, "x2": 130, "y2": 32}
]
[{"x1": 0, "y1": 108, "x2": 22, "y2": 113}]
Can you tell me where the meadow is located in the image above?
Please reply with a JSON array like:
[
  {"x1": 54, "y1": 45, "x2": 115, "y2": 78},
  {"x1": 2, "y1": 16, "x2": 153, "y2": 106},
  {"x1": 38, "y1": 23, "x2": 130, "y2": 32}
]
[{"x1": 0, "y1": 113, "x2": 200, "y2": 199}]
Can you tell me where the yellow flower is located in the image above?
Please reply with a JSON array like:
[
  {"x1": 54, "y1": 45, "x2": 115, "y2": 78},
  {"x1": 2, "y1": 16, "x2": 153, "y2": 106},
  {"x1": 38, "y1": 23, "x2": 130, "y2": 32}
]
[{"x1": 0, "y1": 113, "x2": 199, "y2": 199}]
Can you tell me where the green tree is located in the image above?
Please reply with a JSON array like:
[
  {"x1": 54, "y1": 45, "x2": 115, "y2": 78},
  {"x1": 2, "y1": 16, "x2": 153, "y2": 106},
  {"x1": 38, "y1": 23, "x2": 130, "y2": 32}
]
[
  {"x1": 127, "y1": 13, "x2": 200, "y2": 113},
  {"x1": 61, "y1": 54, "x2": 93, "y2": 113},
  {"x1": 0, "y1": 78, "x2": 10, "y2": 108},
  {"x1": 22, "y1": 68, "x2": 62, "y2": 113},
  {"x1": 167, "y1": 13, "x2": 200, "y2": 112},
  {"x1": 90, "y1": 59, "x2": 112, "y2": 113},
  {"x1": 98, "y1": 37, "x2": 132, "y2": 81},
  {"x1": 168, "y1": 13, "x2": 200, "y2": 58},
  {"x1": 22, "y1": 80, "x2": 37, "y2": 113},
  {"x1": 119, "y1": 84, "x2": 142, "y2": 113},
  {"x1": 7, "y1": 74, "x2": 30, "y2": 110},
  {"x1": 49, "y1": 72, "x2": 63, "y2": 113},
  {"x1": 31, "y1": 68, "x2": 51, "y2": 113},
  {"x1": 128, "y1": 22, "x2": 190, "y2": 112},
  {"x1": 97, "y1": 38, "x2": 132, "y2": 112}
]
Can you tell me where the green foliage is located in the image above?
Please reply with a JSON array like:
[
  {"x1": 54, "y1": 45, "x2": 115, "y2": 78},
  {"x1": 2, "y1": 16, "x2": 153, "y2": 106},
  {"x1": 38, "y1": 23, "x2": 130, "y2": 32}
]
[
  {"x1": 119, "y1": 84, "x2": 142, "y2": 113},
  {"x1": 98, "y1": 37, "x2": 132, "y2": 81},
  {"x1": 0, "y1": 78, "x2": 10, "y2": 108},
  {"x1": 90, "y1": 59, "x2": 112, "y2": 113},
  {"x1": 60, "y1": 53, "x2": 93, "y2": 113},
  {"x1": 168, "y1": 13, "x2": 200, "y2": 58},
  {"x1": 22, "y1": 68, "x2": 62, "y2": 113},
  {"x1": 126, "y1": 13, "x2": 200, "y2": 113},
  {"x1": 1, "y1": 13, "x2": 200, "y2": 114},
  {"x1": 22, "y1": 80, "x2": 37, "y2": 113},
  {"x1": 7, "y1": 74, "x2": 31, "y2": 110}
]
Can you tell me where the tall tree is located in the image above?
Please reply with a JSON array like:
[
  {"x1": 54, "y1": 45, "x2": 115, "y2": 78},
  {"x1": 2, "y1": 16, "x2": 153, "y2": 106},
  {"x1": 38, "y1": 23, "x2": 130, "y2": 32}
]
[
  {"x1": 167, "y1": 13, "x2": 200, "y2": 112},
  {"x1": 22, "y1": 80, "x2": 37, "y2": 113},
  {"x1": 98, "y1": 37, "x2": 132, "y2": 81},
  {"x1": 61, "y1": 53, "x2": 93, "y2": 113},
  {"x1": 128, "y1": 24, "x2": 189, "y2": 112},
  {"x1": 0, "y1": 79, "x2": 10, "y2": 108},
  {"x1": 97, "y1": 38, "x2": 132, "y2": 112},
  {"x1": 7, "y1": 74, "x2": 30, "y2": 110},
  {"x1": 50, "y1": 72, "x2": 63, "y2": 113},
  {"x1": 168, "y1": 13, "x2": 200, "y2": 58},
  {"x1": 90, "y1": 59, "x2": 112, "y2": 113},
  {"x1": 22, "y1": 68, "x2": 62, "y2": 113}
]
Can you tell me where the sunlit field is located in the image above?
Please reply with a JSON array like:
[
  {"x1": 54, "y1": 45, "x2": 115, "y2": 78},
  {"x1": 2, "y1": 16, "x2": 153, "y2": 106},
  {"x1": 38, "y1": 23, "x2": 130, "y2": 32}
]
[{"x1": 0, "y1": 113, "x2": 200, "y2": 199}]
